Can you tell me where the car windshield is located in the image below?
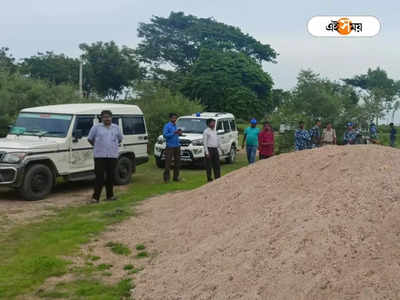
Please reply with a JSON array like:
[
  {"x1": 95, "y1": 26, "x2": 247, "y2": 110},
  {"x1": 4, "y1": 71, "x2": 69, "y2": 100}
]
[
  {"x1": 176, "y1": 118, "x2": 207, "y2": 134},
  {"x1": 10, "y1": 113, "x2": 73, "y2": 137}
]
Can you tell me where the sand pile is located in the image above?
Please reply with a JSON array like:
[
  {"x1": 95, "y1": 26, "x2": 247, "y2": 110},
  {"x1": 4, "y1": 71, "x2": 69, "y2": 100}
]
[{"x1": 108, "y1": 145, "x2": 400, "y2": 299}]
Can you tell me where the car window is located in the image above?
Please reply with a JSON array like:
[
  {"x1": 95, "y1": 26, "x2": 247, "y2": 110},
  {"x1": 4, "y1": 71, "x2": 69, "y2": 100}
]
[
  {"x1": 223, "y1": 120, "x2": 231, "y2": 132},
  {"x1": 122, "y1": 116, "x2": 146, "y2": 135},
  {"x1": 229, "y1": 119, "x2": 236, "y2": 131},
  {"x1": 112, "y1": 117, "x2": 120, "y2": 125},
  {"x1": 75, "y1": 116, "x2": 94, "y2": 137},
  {"x1": 216, "y1": 121, "x2": 223, "y2": 131}
]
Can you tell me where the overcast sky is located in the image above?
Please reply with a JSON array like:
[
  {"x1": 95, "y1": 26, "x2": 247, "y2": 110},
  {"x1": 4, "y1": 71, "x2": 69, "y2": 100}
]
[{"x1": 1, "y1": 0, "x2": 399, "y2": 90}]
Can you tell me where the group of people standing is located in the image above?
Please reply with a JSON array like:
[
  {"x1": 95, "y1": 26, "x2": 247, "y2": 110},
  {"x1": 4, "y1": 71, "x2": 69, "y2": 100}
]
[
  {"x1": 242, "y1": 119, "x2": 275, "y2": 164},
  {"x1": 295, "y1": 120, "x2": 337, "y2": 151}
]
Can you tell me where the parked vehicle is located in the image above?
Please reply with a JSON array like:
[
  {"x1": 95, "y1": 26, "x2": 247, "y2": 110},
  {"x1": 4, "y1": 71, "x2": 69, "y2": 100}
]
[
  {"x1": 154, "y1": 112, "x2": 238, "y2": 168},
  {"x1": 0, "y1": 104, "x2": 149, "y2": 200}
]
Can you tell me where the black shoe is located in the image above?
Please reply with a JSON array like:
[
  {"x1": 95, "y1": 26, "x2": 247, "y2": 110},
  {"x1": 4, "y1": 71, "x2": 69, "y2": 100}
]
[
  {"x1": 173, "y1": 178, "x2": 182, "y2": 182},
  {"x1": 105, "y1": 196, "x2": 117, "y2": 201},
  {"x1": 207, "y1": 178, "x2": 213, "y2": 182}
]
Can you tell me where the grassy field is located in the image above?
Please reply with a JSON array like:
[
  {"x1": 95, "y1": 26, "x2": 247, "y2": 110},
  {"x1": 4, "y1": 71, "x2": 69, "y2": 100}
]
[{"x1": 0, "y1": 154, "x2": 248, "y2": 299}]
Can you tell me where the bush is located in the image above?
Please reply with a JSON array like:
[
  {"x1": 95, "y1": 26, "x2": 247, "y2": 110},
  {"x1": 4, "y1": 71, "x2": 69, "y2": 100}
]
[{"x1": 128, "y1": 84, "x2": 204, "y2": 149}]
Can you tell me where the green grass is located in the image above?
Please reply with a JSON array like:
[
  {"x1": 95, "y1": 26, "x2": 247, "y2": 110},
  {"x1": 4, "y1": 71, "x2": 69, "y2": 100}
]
[
  {"x1": 135, "y1": 251, "x2": 149, "y2": 259},
  {"x1": 0, "y1": 155, "x2": 247, "y2": 299},
  {"x1": 123, "y1": 264, "x2": 134, "y2": 271},
  {"x1": 135, "y1": 244, "x2": 146, "y2": 251},
  {"x1": 105, "y1": 242, "x2": 131, "y2": 256}
]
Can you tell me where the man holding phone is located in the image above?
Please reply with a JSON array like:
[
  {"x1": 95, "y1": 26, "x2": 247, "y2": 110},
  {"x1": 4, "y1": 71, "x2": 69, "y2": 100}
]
[{"x1": 163, "y1": 113, "x2": 182, "y2": 182}]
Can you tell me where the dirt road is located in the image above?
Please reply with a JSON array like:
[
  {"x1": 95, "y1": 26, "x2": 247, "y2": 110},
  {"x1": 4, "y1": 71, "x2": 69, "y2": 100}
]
[{"x1": 0, "y1": 181, "x2": 128, "y2": 230}]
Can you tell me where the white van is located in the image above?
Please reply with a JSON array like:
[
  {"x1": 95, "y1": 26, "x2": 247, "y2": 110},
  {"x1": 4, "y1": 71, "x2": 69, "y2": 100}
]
[
  {"x1": 154, "y1": 112, "x2": 238, "y2": 167},
  {"x1": 0, "y1": 103, "x2": 148, "y2": 200}
]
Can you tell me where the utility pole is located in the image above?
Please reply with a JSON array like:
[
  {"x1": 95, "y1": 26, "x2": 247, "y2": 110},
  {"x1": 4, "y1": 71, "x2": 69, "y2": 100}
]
[{"x1": 79, "y1": 61, "x2": 83, "y2": 98}]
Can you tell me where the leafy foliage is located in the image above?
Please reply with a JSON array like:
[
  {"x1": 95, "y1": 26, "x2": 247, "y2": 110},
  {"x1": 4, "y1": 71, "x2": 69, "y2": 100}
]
[
  {"x1": 80, "y1": 41, "x2": 143, "y2": 99},
  {"x1": 137, "y1": 11, "x2": 277, "y2": 72},
  {"x1": 0, "y1": 47, "x2": 17, "y2": 73},
  {"x1": 182, "y1": 49, "x2": 274, "y2": 120},
  {"x1": 20, "y1": 51, "x2": 80, "y2": 86}
]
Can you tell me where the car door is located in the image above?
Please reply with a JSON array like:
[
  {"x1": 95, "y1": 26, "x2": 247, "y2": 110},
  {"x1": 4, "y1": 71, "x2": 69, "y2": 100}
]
[
  {"x1": 70, "y1": 115, "x2": 95, "y2": 172},
  {"x1": 229, "y1": 119, "x2": 239, "y2": 148},
  {"x1": 222, "y1": 119, "x2": 233, "y2": 154},
  {"x1": 216, "y1": 119, "x2": 228, "y2": 155}
]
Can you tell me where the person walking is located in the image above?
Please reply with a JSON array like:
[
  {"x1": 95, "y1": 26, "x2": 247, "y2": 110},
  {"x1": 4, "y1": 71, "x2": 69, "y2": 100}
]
[
  {"x1": 309, "y1": 119, "x2": 322, "y2": 148},
  {"x1": 163, "y1": 113, "x2": 182, "y2": 183},
  {"x1": 203, "y1": 118, "x2": 221, "y2": 182},
  {"x1": 321, "y1": 122, "x2": 337, "y2": 145},
  {"x1": 294, "y1": 121, "x2": 311, "y2": 151},
  {"x1": 88, "y1": 110, "x2": 123, "y2": 203},
  {"x1": 258, "y1": 122, "x2": 274, "y2": 159},
  {"x1": 242, "y1": 118, "x2": 260, "y2": 164},
  {"x1": 343, "y1": 122, "x2": 357, "y2": 145},
  {"x1": 390, "y1": 122, "x2": 397, "y2": 147}
]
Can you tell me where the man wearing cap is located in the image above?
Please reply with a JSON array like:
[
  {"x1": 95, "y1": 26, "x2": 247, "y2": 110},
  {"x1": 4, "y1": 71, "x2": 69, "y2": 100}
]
[
  {"x1": 343, "y1": 122, "x2": 357, "y2": 145},
  {"x1": 242, "y1": 118, "x2": 260, "y2": 164},
  {"x1": 88, "y1": 110, "x2": 123, "y2": 203}
]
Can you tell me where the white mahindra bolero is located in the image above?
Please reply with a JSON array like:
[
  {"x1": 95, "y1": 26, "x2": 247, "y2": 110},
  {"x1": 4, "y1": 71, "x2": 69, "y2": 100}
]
[
  {"x1": 0, "y1": 103, "x2": 149, "y2": 200},
  {"x1": 154, "y1": 112, "x2": 238, "y2": 167}
]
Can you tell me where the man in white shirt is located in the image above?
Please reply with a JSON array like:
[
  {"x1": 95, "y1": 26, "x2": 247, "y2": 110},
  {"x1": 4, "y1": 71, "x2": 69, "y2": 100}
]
[{"x1": 203, "y1": 118, "x2": 221, "y2": 182}]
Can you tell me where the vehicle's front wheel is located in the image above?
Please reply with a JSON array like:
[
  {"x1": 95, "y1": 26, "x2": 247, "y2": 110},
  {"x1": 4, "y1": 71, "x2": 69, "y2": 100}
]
[
  {"x1": 225, "y1": 145, "x2": 236, "y2": 164},
  {"x1": 20, "y1": 164, "x2": 54, "y2": 201},
  {"x1": 114, "y1": 156, "x2": 133, "y2": 185},
  {"x1": 155, "y1": 156, "x2": 165, "y2": 169}
]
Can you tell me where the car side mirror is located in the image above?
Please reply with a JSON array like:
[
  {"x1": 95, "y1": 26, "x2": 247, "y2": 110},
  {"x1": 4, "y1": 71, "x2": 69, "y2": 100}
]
[
  {"x1": 217, "y1": 129, "x2": 224, "y2": 135},
  {"x1": 73, "y1": 129, "x2": 83, "y2": 142}
]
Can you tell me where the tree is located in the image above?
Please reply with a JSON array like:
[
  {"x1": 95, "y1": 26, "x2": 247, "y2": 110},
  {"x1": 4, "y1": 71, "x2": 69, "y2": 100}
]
[
  {"x1": 0, "y1": 47, "x2": 17, "y2": 73},
  {"x1": 20, "y1": 51, "x2": 80, "y2": 86},
  {"x1": 343, "y1": 68, "x2": 399, "y2": 124},
  {"x1": 79, "y1": 41, "x2": 143, "y2": 99},
  {"x1": 181, "y1": 49, "x2": 274, "y2": 120},
  {"x1": 136, "y1": 11, "x2": 277, "y2": 73}
]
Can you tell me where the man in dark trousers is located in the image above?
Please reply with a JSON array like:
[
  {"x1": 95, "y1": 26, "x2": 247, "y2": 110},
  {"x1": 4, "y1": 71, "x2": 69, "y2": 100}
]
[
  {"x1": 163, "y1": 113, "x2": 182, "y2": 182},
  {"x1": 203, "y1": 118, "x2": 221, "y2": 182},
  {"x1": 88, "y1": 110, "x2": 123, "y2": 203}
]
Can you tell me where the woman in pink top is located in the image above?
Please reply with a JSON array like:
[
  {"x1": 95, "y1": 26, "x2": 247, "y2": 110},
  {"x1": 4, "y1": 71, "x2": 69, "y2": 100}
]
[{"x1": 258, "y1": 122, "x2": 274, "y2": 159}]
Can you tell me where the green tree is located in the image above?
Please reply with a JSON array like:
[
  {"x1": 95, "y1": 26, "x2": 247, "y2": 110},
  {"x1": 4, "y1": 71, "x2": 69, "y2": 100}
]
[
  {"x1": 20, "y1": 51, "x2": 80, "y2": 86},
  {"x1": 0, "y1": 47, "x2": 17, "y2": 73},
  {"x1": 136, "y1": 11, "x2": 277, "y2": 73},
  {"x1": 79, "y1": 41, "x2": 143, "y2": 99},
  {"x1": 343, "y1": 68, "x2": 399, "y2": 124},
  {"x1": 181, "y1": 49, "x2": 273, "y2": 120}
]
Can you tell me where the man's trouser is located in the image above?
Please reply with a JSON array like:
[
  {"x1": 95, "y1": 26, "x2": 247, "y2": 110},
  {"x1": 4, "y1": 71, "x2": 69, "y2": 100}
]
[
  {"x1": 93, "y1": 158, "x2": 118, "y2": 201},
  {"x1": 391, "y1": 137, "x2": 396, "y2": 147},
  {"x1": 205, "y1": 147, "x2": 221, "y2": 181},
  {"x1": 164, "y1": 146, "x2": 181, "y2": 182},
  {"x1": 246, "y1": 145, "x2": 257, "y2": 164}
]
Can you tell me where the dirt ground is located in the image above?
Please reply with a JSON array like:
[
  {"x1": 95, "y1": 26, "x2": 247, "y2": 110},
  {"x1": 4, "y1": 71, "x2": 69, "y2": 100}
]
[
  {"x1": 0, "y1": 181, "x2": 128, "y2": 230},
  {"x1": 72, "y1": 145, "x2": 400, "y2": 300}
]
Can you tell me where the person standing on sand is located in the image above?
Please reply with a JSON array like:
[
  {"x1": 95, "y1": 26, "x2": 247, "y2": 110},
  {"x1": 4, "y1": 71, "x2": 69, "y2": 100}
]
[
  {"x1": 242, "y1": 118, "x2": 260, "y2": 164},
  {"x1": 321, "y1": 122, "x2": 337, "y2": 145},
  {"x1": 163, "y1": 113, "x2": 182, "y2": 183},
  {"x1": 258, "y1": 122, "x2": 274, "y2": 159},
  {"x1": 203, "y1": 118, "x2": 221, "y2": 182},
  {"x1": 309, "y1": 119, "x2": 322, "y2": 148},
  {"x1": 294, "y1": 121, "x2": 311, "y2": 151},
  {"x1": 88, "y1": 110, "x2": 123, "y2": 204},
  {"x1": 390, "y1": 123, "x2": 397, "y2": 147}
]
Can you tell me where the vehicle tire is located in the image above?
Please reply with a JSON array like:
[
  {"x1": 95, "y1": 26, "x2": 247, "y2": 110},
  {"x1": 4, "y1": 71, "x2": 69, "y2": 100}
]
[
  {"x1": 225, "y1": 145, "x2": 236, "y2": 164},
  {"x1": 114, "y1": 156, "x2": 133, "y2": 185},
  {"x1": 155, "y1": 156, "x2": 165, "y2": 169},
  {"x1": 20, "y1": 164, "x2": 54, "y2": 201}
]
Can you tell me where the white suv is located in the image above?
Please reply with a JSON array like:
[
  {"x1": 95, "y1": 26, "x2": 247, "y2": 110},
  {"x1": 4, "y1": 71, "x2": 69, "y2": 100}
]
[
  {"x1": 0, "y1": 103, "x2": 149, "y2": 200},
  {"x1": 154, "y1": 112, "x2": 238, "y2": 167}
]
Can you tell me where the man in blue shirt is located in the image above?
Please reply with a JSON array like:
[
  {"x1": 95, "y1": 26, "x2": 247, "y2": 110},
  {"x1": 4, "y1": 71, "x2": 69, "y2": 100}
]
[
  {"x1": 163, "y1": 113, "x2": 182, "y2": 182},
  {"x1": 309, "y1": 119, "x2": 322, "y2": 148},
  {"x1": 390, "y1": 122, "x2": 397, "y2": 147},
  {"x1": 343, "y1": 122, "x2": 357, "y2": 145},
  {"x1": 294, "y1": 121, "x2": 311, "y2": 151},
  {"x1": 88, "y1": 110, "x2": 123, "y2": 203},
  {"x1": 242, "y1": 118, "x2": 260, "y2": 164}
]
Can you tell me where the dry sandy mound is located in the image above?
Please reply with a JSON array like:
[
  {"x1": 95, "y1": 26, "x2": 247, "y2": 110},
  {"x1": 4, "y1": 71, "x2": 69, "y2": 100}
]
[{"x1": 123, "y1": 145, "x2": 400, "y2": 299}]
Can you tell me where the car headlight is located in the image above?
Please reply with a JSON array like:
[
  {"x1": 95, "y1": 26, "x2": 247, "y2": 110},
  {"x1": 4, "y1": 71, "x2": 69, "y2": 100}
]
[
  {"x1": 2, "y1": 152, "x2": 27, "y2": 164},
  {"x1": 192, "y1": 139, "x2": 203, "y2": 146},
  {"x1": 157, "y1": 137, "x2": 165, "y2": 145}
]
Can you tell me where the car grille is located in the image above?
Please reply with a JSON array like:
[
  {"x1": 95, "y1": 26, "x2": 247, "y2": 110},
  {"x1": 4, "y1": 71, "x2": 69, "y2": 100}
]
[
  {"x1": 179, "y1": 139, "x2": 191, "y2": 147},
  {"x1": 0, "y1": 168, "x2": 16, "y2": 183}
]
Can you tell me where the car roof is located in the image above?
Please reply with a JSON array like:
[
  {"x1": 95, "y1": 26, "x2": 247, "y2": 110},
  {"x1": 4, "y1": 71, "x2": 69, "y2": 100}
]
[
  {"x1": 21, "y1": 103, "x2": 143, "y2": 115},
  {"x1": 179, "y1": 112, "x2": 235, "y2": 119}
]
